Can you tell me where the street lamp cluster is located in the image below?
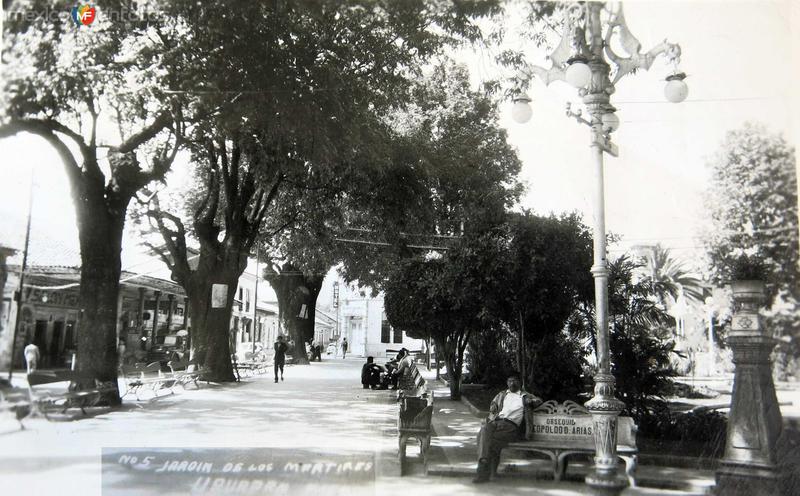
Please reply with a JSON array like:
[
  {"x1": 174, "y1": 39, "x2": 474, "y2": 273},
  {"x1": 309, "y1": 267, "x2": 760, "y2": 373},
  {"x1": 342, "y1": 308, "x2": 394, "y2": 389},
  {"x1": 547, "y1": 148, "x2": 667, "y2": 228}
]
[{"x1": 511, "y1": 2, "x2": 686, "y2": 494}]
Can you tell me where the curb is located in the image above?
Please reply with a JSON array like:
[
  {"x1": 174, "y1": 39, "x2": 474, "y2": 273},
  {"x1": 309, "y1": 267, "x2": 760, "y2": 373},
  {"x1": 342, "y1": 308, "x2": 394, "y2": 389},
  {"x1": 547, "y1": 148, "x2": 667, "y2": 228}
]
[{"x1": 427, "y1": 462, "x2": 714, "y2": 494}]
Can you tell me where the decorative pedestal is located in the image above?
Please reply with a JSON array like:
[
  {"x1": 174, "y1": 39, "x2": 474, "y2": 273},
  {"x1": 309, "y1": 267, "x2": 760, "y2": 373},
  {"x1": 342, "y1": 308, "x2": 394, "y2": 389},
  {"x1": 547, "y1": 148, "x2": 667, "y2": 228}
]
[
  {"x1": 715, "y1": 281, "x2": 783, "y2": 495},
  {"x1": 585, "y1": 373, "x2": 628, "y2": 496}
]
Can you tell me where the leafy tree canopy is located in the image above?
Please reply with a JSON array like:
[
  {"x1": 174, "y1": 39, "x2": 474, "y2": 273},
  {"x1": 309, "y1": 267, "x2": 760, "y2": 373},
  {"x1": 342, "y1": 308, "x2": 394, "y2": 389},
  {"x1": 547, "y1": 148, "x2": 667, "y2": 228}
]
[{"x1": 704, "y1": 123, "x2": 798, "y2": 294}]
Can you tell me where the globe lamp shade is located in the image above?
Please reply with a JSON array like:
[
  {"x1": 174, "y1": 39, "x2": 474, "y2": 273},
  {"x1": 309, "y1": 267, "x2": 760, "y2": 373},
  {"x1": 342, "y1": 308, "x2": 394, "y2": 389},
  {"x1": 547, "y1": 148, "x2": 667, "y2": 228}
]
[
  {"x1": 511, "y1": 95, "x2": 533, "y2": 124},
  {"x1": 601, "y1": 112, "x2": 620, "y2": 132},
  {"x1": 565, "y1": 61, "x2": 592, "y2": 89},
  {"x1": 664, "y1": 74, "x2": 688, "y2": 103}
]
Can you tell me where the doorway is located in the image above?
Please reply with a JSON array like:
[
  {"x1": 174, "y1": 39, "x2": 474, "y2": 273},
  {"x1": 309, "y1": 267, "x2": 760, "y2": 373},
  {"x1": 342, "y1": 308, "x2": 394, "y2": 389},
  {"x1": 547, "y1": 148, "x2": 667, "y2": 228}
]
[
  {"x1": 33, "y1": 319, "x2": 47, "y2": 367},
  {"x1": 51, "y1": 321, "x2": 64, "y2": 368}
]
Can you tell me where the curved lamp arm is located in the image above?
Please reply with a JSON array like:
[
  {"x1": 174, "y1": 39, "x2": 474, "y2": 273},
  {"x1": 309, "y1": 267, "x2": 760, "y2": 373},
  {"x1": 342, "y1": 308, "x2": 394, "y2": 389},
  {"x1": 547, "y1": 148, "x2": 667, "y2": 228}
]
[{"x1": 603, "y1": 3, "x2": 682, "y2": 84}]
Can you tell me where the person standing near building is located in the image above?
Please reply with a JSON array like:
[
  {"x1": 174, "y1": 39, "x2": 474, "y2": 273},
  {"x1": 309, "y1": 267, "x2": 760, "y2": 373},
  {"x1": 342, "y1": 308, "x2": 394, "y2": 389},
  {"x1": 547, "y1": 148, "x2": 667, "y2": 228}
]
[
  {"x1": 341, "y1": 337, "x2": 348, "y2": 359},
  {"x1": 24, "y1": 342, "x2": 40, "y2": 374},
  {"x1": 273, "y1": 335, "x2": 288, "y2": 383}
]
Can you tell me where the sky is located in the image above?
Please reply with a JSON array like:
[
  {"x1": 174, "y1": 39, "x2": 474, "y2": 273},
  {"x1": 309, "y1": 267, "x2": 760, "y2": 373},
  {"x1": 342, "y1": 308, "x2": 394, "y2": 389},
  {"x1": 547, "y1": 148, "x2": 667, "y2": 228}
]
[{"x1": 0, "y1": 0, "x2": 798, "y2": 282}]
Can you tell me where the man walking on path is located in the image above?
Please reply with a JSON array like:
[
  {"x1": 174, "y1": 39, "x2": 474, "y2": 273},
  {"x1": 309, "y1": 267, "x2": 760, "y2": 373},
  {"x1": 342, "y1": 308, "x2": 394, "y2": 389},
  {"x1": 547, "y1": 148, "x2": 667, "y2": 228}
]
[
  {"x1": 473, "y1": 372, "x2": 541, "y2": 483},
  {"x1": 341, "y1": 337, "x2": 348, "y2": 359},
  {"x1": 274, "y1": 335, "x2": 288, "y2": 383},
  {"x1": 24, "y1": 342, "x2": 40, "y2": 374}
]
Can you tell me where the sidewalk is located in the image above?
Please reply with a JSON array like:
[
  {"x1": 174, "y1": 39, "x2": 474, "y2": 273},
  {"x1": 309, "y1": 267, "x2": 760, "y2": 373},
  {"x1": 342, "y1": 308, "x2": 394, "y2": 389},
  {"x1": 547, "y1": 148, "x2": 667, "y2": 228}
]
[
  {"x1": 417, "y1": 367, "x2": 717, "y2": 495},
  {"x1": 1, "y1": 358, "x2": 728, "y2": 496}
]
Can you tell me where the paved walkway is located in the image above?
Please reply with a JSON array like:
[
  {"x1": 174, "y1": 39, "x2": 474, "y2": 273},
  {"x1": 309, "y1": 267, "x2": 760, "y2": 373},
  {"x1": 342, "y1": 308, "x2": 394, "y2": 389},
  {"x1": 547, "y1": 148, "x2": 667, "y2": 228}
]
[
  {"x1": 419, "y1": 370, "x2": 716, "y2": 495},
  {"x1": 0, "y1": 358, "x2": 720, "y2": 495}
]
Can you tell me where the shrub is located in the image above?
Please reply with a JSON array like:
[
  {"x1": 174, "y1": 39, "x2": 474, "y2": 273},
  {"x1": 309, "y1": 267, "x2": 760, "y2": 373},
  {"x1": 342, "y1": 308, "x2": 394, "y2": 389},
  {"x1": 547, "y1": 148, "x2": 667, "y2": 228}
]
[
  {"x1": 465, "y1": 327, "x2": 515, "y2": 386},
  {"x1": 526, "y1": 332, "x2": 588, "y2": 402},
  {"x1": 611, "y1": 323, "x2": 677, "y2": 421},
  {"x1": 639, "y1": 404, "x2": 727, "y2": 458}
]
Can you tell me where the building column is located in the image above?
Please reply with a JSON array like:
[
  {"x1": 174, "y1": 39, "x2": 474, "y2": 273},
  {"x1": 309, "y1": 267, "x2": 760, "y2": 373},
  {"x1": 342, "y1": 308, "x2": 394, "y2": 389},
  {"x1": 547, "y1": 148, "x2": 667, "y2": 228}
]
[
  {"x1": 137, "y1": 287, "x2": 146, "y2": 329},
  {"x1": 150, "y1": 290, "x2": 161, "y2": 350},
  {"x1": 166, "y1": 294, "x2": 175, "y2": 331}
]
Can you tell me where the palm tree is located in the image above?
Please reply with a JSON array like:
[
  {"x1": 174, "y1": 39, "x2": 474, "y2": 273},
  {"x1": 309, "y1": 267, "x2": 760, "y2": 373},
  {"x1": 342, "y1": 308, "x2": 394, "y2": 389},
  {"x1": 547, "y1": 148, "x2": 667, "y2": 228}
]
[{"x1": 641, "y1": 244, "x2": 708, "y2": 308}]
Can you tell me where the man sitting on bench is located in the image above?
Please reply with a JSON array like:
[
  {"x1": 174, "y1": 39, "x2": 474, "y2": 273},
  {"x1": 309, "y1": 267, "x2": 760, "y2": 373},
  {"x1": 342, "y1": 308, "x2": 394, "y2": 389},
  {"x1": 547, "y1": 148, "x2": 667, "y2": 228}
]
[{"x1": 473, "y1": 372, "x2": 541, "y2": 483}]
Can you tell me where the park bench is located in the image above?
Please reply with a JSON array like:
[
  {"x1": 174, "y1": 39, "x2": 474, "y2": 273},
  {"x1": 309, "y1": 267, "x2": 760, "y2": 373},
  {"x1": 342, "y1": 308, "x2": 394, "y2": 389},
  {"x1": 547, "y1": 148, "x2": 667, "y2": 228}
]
[
  {"x1": 26, "y1": 370, "x2": 117, "y2": 419},
  {"x1": 237, "y1": 360, "x2": 267, "y2": 376},
  {"x1": 498, "y1": 400, "x2": 638, "y2": 486},
  {"x1": 397, "y1": 363, "x2": 434, "y2": 475},
  {"x1": 230, "y1": 355, "x2": 268, "y2": 381},
  {"x1": 397, "y1": 360, "x2": 427, "y2": 397},
  {"x1": 167, "y1": 358, "x2": 207, "y2": 389},
  {"x1": 0, "y1": 386, "x2": 31, "y2": 430},
  {"x1": 120, "y1": 362, "x2": 176, "y2": 400}
]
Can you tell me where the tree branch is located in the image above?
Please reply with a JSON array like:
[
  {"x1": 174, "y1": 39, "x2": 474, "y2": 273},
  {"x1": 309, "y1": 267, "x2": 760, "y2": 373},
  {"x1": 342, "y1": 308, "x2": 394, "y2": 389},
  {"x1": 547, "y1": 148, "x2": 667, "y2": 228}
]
[
  {"x1": 194, "y1": 158, "x2": 222, "y2": 249},
  {"x1": 0, "y1": 119, "x2": 85, "y2": 190},
  {"x1": 146, "y1": 196, "x2": 191, "y2": 284},
  {"x1": 86, "y1": 98, "x2": 98, "y2": 149},
  {"x1": 116, "y1": 111, "x2": 172, "y2": 153}
]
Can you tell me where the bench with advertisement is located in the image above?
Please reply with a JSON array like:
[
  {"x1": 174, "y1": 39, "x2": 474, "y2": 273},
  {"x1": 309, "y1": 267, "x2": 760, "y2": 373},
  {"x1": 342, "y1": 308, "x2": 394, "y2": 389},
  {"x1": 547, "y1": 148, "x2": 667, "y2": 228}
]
[
  {"x1": 498, "y1": 400, "x2": 638, "y2": 485},
  {"x1": 397, "y1": 362, "x2": 434, "y2": 475}
]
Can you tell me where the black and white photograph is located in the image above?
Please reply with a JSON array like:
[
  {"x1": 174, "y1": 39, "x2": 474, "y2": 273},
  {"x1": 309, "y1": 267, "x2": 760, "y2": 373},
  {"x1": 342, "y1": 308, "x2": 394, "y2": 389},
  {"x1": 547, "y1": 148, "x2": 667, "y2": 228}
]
[{"x1": 0, "y1": 1, "x2": 797, "y2": 495}]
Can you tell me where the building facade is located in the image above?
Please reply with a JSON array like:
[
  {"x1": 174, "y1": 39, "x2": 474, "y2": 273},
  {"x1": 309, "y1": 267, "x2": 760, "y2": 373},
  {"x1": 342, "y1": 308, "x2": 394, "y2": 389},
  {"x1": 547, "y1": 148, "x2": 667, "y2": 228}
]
[
  {"x1": 0, "y1": 266, "x2": 187, "y2": 370},
  {"x1": 334, "y1": 282, "x2": 425, "y2": 359}
]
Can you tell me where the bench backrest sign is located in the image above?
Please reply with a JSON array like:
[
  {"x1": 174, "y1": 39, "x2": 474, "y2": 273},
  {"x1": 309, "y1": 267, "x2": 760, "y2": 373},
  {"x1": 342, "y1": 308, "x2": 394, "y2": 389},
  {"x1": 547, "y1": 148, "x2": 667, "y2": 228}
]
[
  {"x1": 524, "y1": 400, "x2": 636, "y2": 446},
  {"x1": 528, "y1": 413, "x2": 594, "y2": 440}
]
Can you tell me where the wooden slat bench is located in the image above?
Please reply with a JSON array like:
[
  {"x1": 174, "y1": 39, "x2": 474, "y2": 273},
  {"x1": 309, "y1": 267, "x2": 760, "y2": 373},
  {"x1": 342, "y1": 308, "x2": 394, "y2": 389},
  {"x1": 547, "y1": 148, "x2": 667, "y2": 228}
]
[
  {"x1": 26, "y1": 370, "x2": 117, "y2": 419},
  {"x1": 499, "y1": 400, "x2": 638, "y2": 486},
  {"x1": 397, "y1": 361, "x2": 426, "y2": 397},
  {"x1": 397, "y1": 363, "x2": 434, "y2": 475}
]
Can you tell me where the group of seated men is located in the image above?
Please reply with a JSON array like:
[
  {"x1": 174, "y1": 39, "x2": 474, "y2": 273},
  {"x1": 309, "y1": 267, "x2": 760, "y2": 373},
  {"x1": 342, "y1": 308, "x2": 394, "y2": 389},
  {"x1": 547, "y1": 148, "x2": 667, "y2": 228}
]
[{"x1": 360, "y1": 348, "x2": 414, "y2": 390}]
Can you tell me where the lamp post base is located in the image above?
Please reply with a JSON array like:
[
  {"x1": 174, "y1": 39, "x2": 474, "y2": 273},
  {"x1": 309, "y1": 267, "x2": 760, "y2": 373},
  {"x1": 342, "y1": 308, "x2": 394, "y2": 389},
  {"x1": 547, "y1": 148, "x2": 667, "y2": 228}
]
[
  {"x1": 585, "y1": 374, "x2": 627, "y2": 496},
  {"x1": 585, "y1": 471, "x2": 629, "y2": 496}
]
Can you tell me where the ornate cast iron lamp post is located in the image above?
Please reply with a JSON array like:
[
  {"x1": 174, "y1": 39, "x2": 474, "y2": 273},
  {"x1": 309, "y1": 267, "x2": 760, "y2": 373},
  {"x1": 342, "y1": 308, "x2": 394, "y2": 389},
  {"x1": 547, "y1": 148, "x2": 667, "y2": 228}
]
[{"x1": 511, "y1": 3, "x2": 687, "y2": 494}]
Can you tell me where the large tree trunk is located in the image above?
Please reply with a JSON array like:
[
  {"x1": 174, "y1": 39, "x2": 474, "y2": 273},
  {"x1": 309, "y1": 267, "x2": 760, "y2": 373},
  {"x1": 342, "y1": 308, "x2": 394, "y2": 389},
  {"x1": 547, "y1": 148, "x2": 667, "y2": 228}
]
[
  {"x1": 1, "y1": 114, "x2": 176, "y2": 405},
  {"x1": 266, "y1": 263, "x2": 325, "y2": 365},
  {"x1": 186, "y1": 281, "x2": 209, "y2": 362},
  {"x1": 202, "y1": 271, "x2": 239, "y2": 382},
  {"x1": 74, "y1": 185, "x2": 129, "y2": 405},
  {"x1": 186, "y1": 246, "x2": 244, "y2": 382},
  {"x1": 147, "y1": 136, "x2": 285, "y2": 379},
  {"x1": 434, "y1": 336, "x2": 461, "y2": 401},
  {"x1": 446, "y1": 351, "x2": 462, "y2": 401}
]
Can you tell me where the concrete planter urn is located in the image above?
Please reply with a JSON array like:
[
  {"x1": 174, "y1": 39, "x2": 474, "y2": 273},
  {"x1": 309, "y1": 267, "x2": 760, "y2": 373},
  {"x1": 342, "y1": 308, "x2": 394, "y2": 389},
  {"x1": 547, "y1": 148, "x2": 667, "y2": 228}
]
[
  {"x1": 715, "y1": 278, "x2": 783, "y2": 495},
  {"x1": 730, "y1": 280, "x2": 766, "y2": 304}
]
